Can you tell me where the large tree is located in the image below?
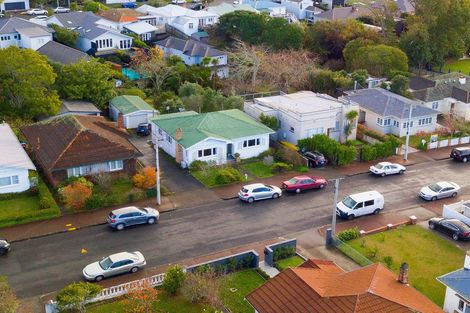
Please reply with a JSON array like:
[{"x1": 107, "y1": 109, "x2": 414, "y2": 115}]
[
  {"x1": 216, "y1": 11, "x2": 266, "y2": 45},
  {"x1": 399, "y1": 22, "x2": 432, "y2": 72},
  {"x1": 260, "y1": 18, "x2": 304, "y2": 50},
  {"x1": 49, "y1": 24, "x2": 79, "y2": 48},
  {"x1": 0, "y1": 47, "x2": 60, "y2": 118}
]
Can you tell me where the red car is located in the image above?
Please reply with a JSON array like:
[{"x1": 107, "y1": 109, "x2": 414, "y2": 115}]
[{"x1": 282, "y1": 175, "x2": 327, "y2": 193}]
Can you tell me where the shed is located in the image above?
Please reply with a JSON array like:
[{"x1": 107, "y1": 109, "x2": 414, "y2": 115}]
[{"x1": 109, "y1": 95, "x2": 157, "y2": 129}]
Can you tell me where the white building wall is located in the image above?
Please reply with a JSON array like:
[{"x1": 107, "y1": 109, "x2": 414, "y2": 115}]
[
  {"x1": 232, "y1": 134, "x2": 270, "y2": 159},
  {"x1": 124, "y1": 110, "x2": 157, "y2": 129},
  {"x1": 26, "y1": 35, "x2": 51, "y2": 50},
  {"x1": 0, "y1": 33, "x2": 21, "y2": 49},
  {"x1": 0, "y1": 167, "x2": 31, "y2": 194},
  {"x1": 96, "y1": 18, "x2": 121, "y2": 31},
  {"x1": 281, "y1": 0, "x2": 313, "y2": 19},
  {"x1": 186, "y1": 138, "x2": 228, "y2": 167},
  {"x1": 77, "y1": 37, "x2": 92, "y2": 52},
  {"x1": 443, "y1": 287, "x2": 468, "y2": 313},
  {"x1": 152, "y1": 126, "x2": 177, "y2": 158}
]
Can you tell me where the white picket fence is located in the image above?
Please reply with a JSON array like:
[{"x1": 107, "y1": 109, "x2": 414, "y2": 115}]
[{"x1": 428, "y1": 136, "x2": 470, "y2": 149}]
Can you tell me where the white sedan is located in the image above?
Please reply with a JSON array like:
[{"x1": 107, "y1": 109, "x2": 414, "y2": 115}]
[
  {"x1": 27, "y1": 8, "x2": 48, "y2": 15},
  {"x1": 54, "y1": 6, "x2": 70, "y2": 13},
  {"x1": 83, "y1": 251, "x2": 146, "y2": 282},
  {"x1": 419, "y1": 181, "x2": 461, "y2": 201},
  {"x1": 369, "y1": 162, "x2": 406, "y2": 177}
]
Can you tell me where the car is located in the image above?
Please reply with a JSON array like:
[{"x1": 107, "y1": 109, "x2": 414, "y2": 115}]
[
  {"x1": 336, "y1": 190, "x2": 384, "y2": 220},
  {"x1": 54, "y1": 6, "x2": 70, "y2": 13},
  {"x1": 450, "y1": 147, "x2": 470, "y2": 162},
  {"x1": 27, "y1": 8, "x2": 48, "y2": 15},
  {"x1": 238, "y1": 183, "x2": 282, "y2": 203},
  {"x1": 419, "y1": 181, "x2": 461, "y2": 201},
  {"x1": 83, "y1": 251, "x2": 146, "y2": 281},
  {"x1": 171, "y1": 0, "x2": 185, "y2": 4},
  {"x1": 428, "y1": 217, "x2": 470, "y2": 241},
  {"x1": 136, "y1": 123, "x2": 151, "y2": 136},
  {"x1": 121, "y1": 2, "x2": 137, "y2": 8},
  {"x1": 303, "y1": 151, "x2": 327, "y2": 168},
  {"x1": 369, "y1": 162, "x2": 406, "y2": 177},
  {"x1": 282, "y1": 175, "x2": 327, "y2": 193},
  {"x1": 0, "y1": 239, "x2": 10, "y2": 255},
  {"x1": 107, "y1": 206, "x2": 160, "y2": 231},
  {"x1": 190, "y1": 3, "x2": 205, "y2": 10}
]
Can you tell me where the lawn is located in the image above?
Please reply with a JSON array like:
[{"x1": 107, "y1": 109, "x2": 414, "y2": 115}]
[
  {"x1": 275, "y1": 255, "x2": 305, "y2": 271},
  {"x1": 348, "y1": 225, "x2": 465, "y2": 306},
  {"x1": 191, "y1": 167, "x2": 248, "y2": 188},
  {"x1": 241, "y1": 161, "x2": 273, "y2": 178},
  {"x1": 440, "y1": 59, "x2": 470, "y2": 75}
]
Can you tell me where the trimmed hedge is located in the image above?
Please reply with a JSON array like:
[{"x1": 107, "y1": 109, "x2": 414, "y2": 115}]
[
  {"x1": 298, "y1": 134, "x2": 357, "y2": 166},
  {"x1": 337, "y1": 227, "x2": 360, "y2": 241}
]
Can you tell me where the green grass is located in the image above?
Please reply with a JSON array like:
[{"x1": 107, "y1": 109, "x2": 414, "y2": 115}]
[
  {"x1": 275, "y1": 255, "x2": 305, "y2": 271},
  {"x1": 191, "y1": 167, "x2": 247, "y2": 188},
  {"x1": 219, "y1": 269, "x2": 266, "y2": 313},
  {"x1": 241, "y1": 161, "x2": 273, "y2": 178},
  {"x1": 348, "y1": 225, "x2": 465, "y2": 306},
  {"x1": 92, "y1": 178, "x2": 135, "y2": 206},
  {"x1": 440, "y1": 59, "x2": 470, "y2": 74}
]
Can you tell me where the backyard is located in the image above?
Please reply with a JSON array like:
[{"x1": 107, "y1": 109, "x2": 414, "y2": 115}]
[
  {"x1": 439, "y1": 58, "x2": 470, "y2": 75},
  {"x1": 347, "y1": 225, "x2": 465, "y2": 306}
]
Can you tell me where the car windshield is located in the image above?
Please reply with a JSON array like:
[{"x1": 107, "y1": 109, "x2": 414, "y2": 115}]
[
  {"x1": 288, "y1": 178, "x2": 297, "y2": 184},
  {"x1": 139, "y1": 208, "x2": 148, "y2": 214},
  {"x1": 428, "y1": 183, "x2": 442, "y2": 192},
  {"x1": 264, "y1": 185, "x2": 273, "y2": 189},
  {"x1": 99, "y1": 257, "x2": 113, "y2": 270},
  {"x1": 374, "y1": 164, "x2": 384, "y2": 169},
  {"x1": 342, "y1": 196, "x2": 357, "y2": 209},
  {"x1": 241, "y1": 188, "x2": 248, "y2": 193}
]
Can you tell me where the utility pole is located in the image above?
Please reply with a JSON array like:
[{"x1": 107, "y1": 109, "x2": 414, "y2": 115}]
[
  {"x1": 404, "y1": 105, "x2": 414, "y2": 161},
  {"x1": 330, "y1": 178, "x2": 343, "y2": 237},
  {"x1": 155, "y1": 139, "x2": 161, "y2": 206}
]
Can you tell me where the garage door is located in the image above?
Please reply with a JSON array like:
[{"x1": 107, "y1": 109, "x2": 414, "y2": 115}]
[
  {"x1": 126, "y1": 114, "x2": 149, "y2": 129},
  {"x1": 4, "y1": 2, "x2": 26, "y2": 10}
]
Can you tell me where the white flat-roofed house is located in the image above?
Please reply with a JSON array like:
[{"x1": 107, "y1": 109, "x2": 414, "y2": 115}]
[
  {"x1": 0, "y1": 123, "x2": 36, "y2": 194},
  {"x1": 280, "y1": 0, "x2": 314, "y2": 20},
  {"x1": 123, "y1": 21, "x2": 159, "y2": 42},
  {"x1": 0, "y1": 17, "x2": 52, "y2": 50}
]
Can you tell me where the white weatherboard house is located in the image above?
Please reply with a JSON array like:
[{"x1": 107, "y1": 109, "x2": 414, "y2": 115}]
[
  {"x1": 150, "y1": 110, "x2": 274, "y2": 168},
  {"x1": 0, "y1": 17, "x2": 52, "y2": 51},
  {"x1": 438, "y1": 251, "x2": 470, "y2": 313},
  {"x1": 244, "y1": 91, "x2": 358, "y2": 144},
  {"x1": 0, "y1": 123, "x2": 36, "y2": 194},
  {"x1": 109, "y1": 95, "x2": 157, "y2": 129}
]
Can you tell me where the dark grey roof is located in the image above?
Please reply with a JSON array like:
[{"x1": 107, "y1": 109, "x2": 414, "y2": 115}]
[
  {"x1": 76, "y1": 20, "x2": 108, "y2": 39},
  {"x1": 51, "y1": 11, "x2": 100, "y2": 28},
  {"x1": 0, "y1": 17, "x2": 52, "y2": 35},
  {"x1": 396, "y1": 0, "x2": 415, "y2": 13},
  {"x1": 315, "y1": 6, "x2": 372, "y2": 21},
  {"x1": 412, "y1": 73, "x2": 470, "y2": 102},
  {"x1": 344, "y1": 88, "x2": 438, "y2": 119},
  {"x1": 409, "y1": 76, "x2": 436, "y2": 91},
  {"x1": 37, "y1": 41, "x2": 90, "y2": 64},
  {"x1": 156, "y1": 36, "x2": 225, "y2": 58}
]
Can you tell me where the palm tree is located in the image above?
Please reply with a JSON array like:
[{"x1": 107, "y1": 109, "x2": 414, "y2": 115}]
[{"x1": 344, "y1": 110, "x2": 359, "y2": 141}]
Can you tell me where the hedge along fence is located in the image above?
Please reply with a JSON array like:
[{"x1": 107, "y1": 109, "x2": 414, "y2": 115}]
[
  {"x1": 186, "y1": 250, "x2": 259, "y2": 275},
  {"x1": 264, "y1": 238, "x2": 297, "y2": 267},
  {"x1": 356, "y1": 125, "x2": 402, "y2": 161},
  {"x1": 298, "y1": 135, "x2": 357, "y2": 166}
]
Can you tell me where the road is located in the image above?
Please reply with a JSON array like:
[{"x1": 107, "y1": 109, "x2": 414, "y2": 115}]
[{"x1": 1, "y1": 159, "x2": 469, "y2": 299}]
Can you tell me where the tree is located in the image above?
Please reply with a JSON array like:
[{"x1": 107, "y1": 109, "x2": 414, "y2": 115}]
[
  {"x1": 389, "y1": 74, "x2": 411, "y2": 97},
  {"x1": 260, "y1": 18, "x2": 304, "y2": 50},
  {"x1": 215, "y1": 11, "x2": 266, "y2": 44},
  {"x1": 0, "y1": 47, "x2": 60, "y2": 118},
  {"x1": 307, "y1": 70, "x2": 352, "y2": 95},
  {"x1": 55, "y1": 59, "x2": 116, "y2": 109},
  {"x1": 181, "y1": 270, "x2": 223, "y2": 310},
  {"x1": 49, "y1": 24, "x2": 79, "y2": 48},
  {"x1": 0, "y1": 276, "x2": 19, "y2": 313},
  {"x1": 399, "y1": 22, "x2": 432, "y2": 72},
  {"x1": 229, "y1": 40, "x2": 265, "y2": 87},
  {"x1": 56, "y1": 282, "x2": 102, "y2": 313},
  {"x1": 122, "y1": 281, "x2": 159, "y2": 313},
  {"x1": 178, "y1": 82, "x2": 204, "y2": 98},
  {"x1": 82, "y1": 0, "x2": 107, "y2": 13},
  {"x1": 259, "y1": 113, "x2": 279, "y2": 130},
  {"x1": 133, "y1": 166, "x2": 157, "y2": 190},
  {"x1": 62, "y1": 181, "x2": 93, "y2": 211},
  {"x1": 350, "y1": 69, "x2": 368, "y2": 88},
  {"x1": 162, "y1": 265, "x2": 185, "y2": 295},
  {"x1": 344, "y1": 110, "x2": 358, "y2": 141}
]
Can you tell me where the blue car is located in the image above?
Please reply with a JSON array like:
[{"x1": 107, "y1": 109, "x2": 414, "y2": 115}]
[
  {"x1": 122, "y1": 2, "x2": 137, "y2": 8},
  {"x1": 107, "y1": 206, "x2": 160, "y2": 231},
  {"x1": 136, "y1": 123, "x2": 151, "y2": 136}
]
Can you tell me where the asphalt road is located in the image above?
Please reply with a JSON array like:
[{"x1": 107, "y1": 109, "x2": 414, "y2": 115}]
[{"x1": 1, "y1": 159, "x2": 469, "y2": 299}]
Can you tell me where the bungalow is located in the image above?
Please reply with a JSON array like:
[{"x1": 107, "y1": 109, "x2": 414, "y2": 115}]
[
  {"x1": 0, "y1": 123, "x2": 36, "y2": 194},
  {"x1": 280, "y1": 0, "x2": 314, "y2": 20},
  {"x1": 342, "y1": 88, "x2": 439, "y2": 137},
  {"x1": 207, "y1": 3, "x2": 259, "y2": 16},
  {"x1": 0, "y1": 17, "x2": 52, "y2": 50},
  {"x1": 313, "y1": 5, "x2": 374, "y2": 23},
  {"x1": 156, "y1": 36, "x2": 228, "y2": 78},
  {"x1": 21, "y1": 115, "x2": 142, "y2": 187},
  {"x1": 438, "y1": 251, "x2": 470, "y2": 313},
  {"x1": 109, "y1": 95, "x2": 157, "y2": 129},
  {"x1": 242, "y1": 0, "x2": 287, "y2": 17},
  {"x1": 1, "y1": 0, "x2": 29, "y2": 11},
  {"x1": 123, "y1": 21, "x2": 160, "y2": 42},
  {"x1": 96, "y1": 8, "x2": 142, "y2": 31},
  {"x1": 150, "y1": 110, "x2": 274, "y2": 168},
  {"x1": 37, "y1": 40, "x2": 90, "y2": 64}
]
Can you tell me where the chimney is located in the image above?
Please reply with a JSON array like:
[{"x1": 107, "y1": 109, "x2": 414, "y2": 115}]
[
  {"x1": 398, "y1": 262, "x2": 409, "y2": 284},
  {"x1": 117, "y1": 113, "x2": 124, "y2": 129},
  {"x1": 459, "y1": 77, "x2": 467, "y2": 85},
  {"x1": 175, "y1": 128, "x2": 183, "y2": 141},
  {"x1": 464, "y1": 251, "x2": 470, "y2": 270}
]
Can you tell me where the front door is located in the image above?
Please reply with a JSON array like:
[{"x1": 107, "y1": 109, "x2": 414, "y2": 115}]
[{"x1": 227, "y1": 143, "x2": 233, "y2": 158}]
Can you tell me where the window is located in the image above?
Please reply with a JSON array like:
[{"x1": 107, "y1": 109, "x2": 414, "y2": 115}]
[
  {"x1": 158, "y1": 128, "x2": 162, "y2": 135},
  {"x1": 189, "y1": 23, "x2": 194, "y2": 29},
  {"x1": 432, "y1": 102, "x2": 438, "y2": 109},
  {"x1": 69, "y1": 167, "x2": 81, "y2": 177},
  {"x1": 458, "y1": 299, "x2": 464, "y2": 311},
  {"x1": 290, "y1": 127, "x2": 295, "y2": 133},
  {"x1": 109, "y1": 160, "x2": 124, "y2": 171},
  {"x1": 198, "y1": 148, "x2": 216, "y2": 157},
  {"x1": 364, "y1": 200, "x2": 374, "y2": 206},
  {"x1": 384, "y1": 118, "x2": 391, "y2": 126},
  {"x1": 0, "y1": 175, "x2": 19, "y2": 187},
  {"x1": 166, "y1": 134, "x2": 172, "y2": 143},
  {"x1": 248, "y1": 139, "x2": 256, "y2": 147},
  {"x1": 243, "y1": 138, "x2": 261, "y2": 148},
  {"x1": 377, "y1": 117, "x2": 383, "y2": 125}
]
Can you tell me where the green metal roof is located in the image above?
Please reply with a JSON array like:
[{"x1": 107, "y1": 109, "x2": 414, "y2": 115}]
[
  {"x1": 110, "y1": 95, "x2": 155, "y2": 115},
  {"x1": 150, "y1": 109, "x2": 274, "y2": 148}
]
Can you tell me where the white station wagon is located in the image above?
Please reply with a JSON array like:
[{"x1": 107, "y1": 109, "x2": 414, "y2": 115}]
[{"x1": 369, "y1": 162, "x2": 406, "y2": 177}]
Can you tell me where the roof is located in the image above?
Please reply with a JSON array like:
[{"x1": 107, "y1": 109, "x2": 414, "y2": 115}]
[
  {"x1": 0, "y1": 123, "x2": 36, "y2": 171},
  {"x1": 136, "y1": 4, "x2": 217, "y2": 19},
  {"x1": 305, "y1": 5, "x2": 324, "y2": 13},
  {"x1": 37, "y1": 41, "x2": 90, "y2": 64},
  {"x1": 49, "y1": 11, "x2": 100, "y2": 28},
  {"x1": 0, "y1": 17, "x2": 52, "y2": 35},
  {"x1": 97, "y1": 8, "x2": 142, "y2": 23},
  {"x1": 150, "y1": 109, "x2": 274, "y2": 148},
  {"x1": 21, "y1": 115, "x2": 141, "y2": 171},
  {"x1": 243, "y1": 0, "x2": 283, "y2": 10},
  {"x1": 438, "y1": 266, "x2": 470, "y2": 302},
  {"x1": 207, "y1": 3, "x2": 258, "y2": 16},
  {"x1": 246, "y1": 259, "x2": 443, "y2": 313},
  {"x1": 112, "y1": 206, "x2": 140, "y2": 215},
  {"x1": 110, "y1": 95, "x2": 155, "y2": 115},
  {"x1": 350, "y1": 190, "x2": 383, "y2": 201},
  {"x1": 411, "y1": 73, "x2": 470, "y2": 103},
  {"x1": 156, "y1": 36, "x2": 225, "y2": 58},
  {"x1": 16, "y1": 26, "x2": 50, "y2": 37},
  {"x1": 409, "y1": 76, "x2": 436, "y2": 91},
  {"x1": 435, "y1": 181, "x2": 457, "y2": 188},
  {"x1": 60, "y1": 100, "x2": 100, "y2": 114},
  {"x1": 123, "y1": 21, "x2": 157, "y2": 34},
  {"x1": 343, "y1": 88, "x2": 438, "y2": 119},
  {"x1": 315, "y1": 6, "x2": 373, "y2": 21}
]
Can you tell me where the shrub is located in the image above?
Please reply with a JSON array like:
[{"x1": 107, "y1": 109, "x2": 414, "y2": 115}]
[
  {"x1": 337, "y1": 227, "x2": 360, "y2": 241},
  {"x1": 62, "y1": 182, "x2": 93, "y2": 211},
  {"x1": 337, "y1": 145, "x2": 357, "y2": 165},
  {"x1": 270, "y1": 162, "x2": 293, "y2": 173},
  {"x1": 123, "y1": 281, "x2": 159, "y2": 313},
  {"x1": 84, "y1": 193, "x2": 108, "y2": 210},
  {"x1": 273, "y1": 246, "x2": 296, "y2": 261},
  {"x1": 361, "y1": 144, "x2": 377, "y2": 161},
  {"x1": 82, "y1": 0, "x2": 106, "y2": 12},
  {"x1": 162, "y1": 265, "x2": 185, "y2": 295},
  {"x1": 259, "y1": 147, "x2": 276, "y2": 158},
  {"x1": 214, "y1": 168, "x2": 243, "y2": 185},
  {"x1": 298, "y1": 134, "x2": 357, "y2": 166},
  {"x1": 189, "y1": 160, "x2": 208, "y2": 172},
  {"x1": 181, "y1": 270, "x2": 223, "y2": 310},
  {"x1": 90, "y1": 172, "x2": 112, "y2": 190},
  {"x1": 56, "y1": 282, "x2": 102, "y2": 313},
  {"x1": 0, "y1": 189, "x2": 37, "y2": 201},
  {"x1": 127, "y1": 189, "x2": 145, "y2": 203},
  {"x1": 255, "y1": 268, "x2": 271, "y2": 280},
  {"x1": 226, "y1": 257, "x2": 238, "y2": 272},
  {"x1": 133, "y1": 166, "x2": 157, "y2": 190},
  {"x1": 263, "y1": 155, "x2": 274, "y2": 166},
  {"x1": 383, "y1": 255, "x2": 393, "y2": 268},
  {"x1": 38, "y1": 179, "x2": 58, "y2": 210},
  {"x1": 0, "y1": 276, "x2": 19, "y2": 313}
]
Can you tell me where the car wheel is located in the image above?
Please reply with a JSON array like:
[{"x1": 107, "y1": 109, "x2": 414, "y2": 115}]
[
  {"x1": 399, "y1": 170, "x2": 404, "y2": 174},
  {"x1": 95, "y1": 275, "x2": 104, "y2": 282},
  {"x1": 463, "y1": 157, "x2": 468, "y2": 163},
  {"x1": 451, "y1": 192, "x2": 457, "y2": 198},
  {"x1": 453, "y1": 233, "x2": 459, "y2": 241},
  {"x1": 147, "y1": 217, "x2": 156, "y2": 225},
  {"x1": 272, "y1": 193, "x2": 280, "y2": 199},
  {"x1": 431, "y1": 196, "x2": 437, "y2": 201},
  {"x1": 115, "y1": 223, "x2": 125, "y2": 231},
  {"x1": 130, "y1": 267, "x2": 139, "y2": 273},
  {"x1": 295, "y1": 188, "x2": 301, "y2": 194},
  {"x1": 247, "y1": 197, "x2": 254, "y2": 204},
  {"x1": 381, "y1": 172, "x2": 386, "y2": 177},
  {"x1": 0, "y1": 248, "x2": 7, "y2": 255},
  {"x1": 429, "y1": 222, "x2": 435, "y2": 230},
  {"x1": 319, "y1": 184, "x2": 325, "y2": 189},
  {"x1": 347, "y1": 214, "x2": 355, "y2": 220},
  {"x1": 373, "y1": 209, "x2": 380, "y2": 215}
]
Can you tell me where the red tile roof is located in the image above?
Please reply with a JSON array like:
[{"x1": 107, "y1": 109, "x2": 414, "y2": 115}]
[{"x1": 246, "y1": 259, "x2": 443, "y2": 313}]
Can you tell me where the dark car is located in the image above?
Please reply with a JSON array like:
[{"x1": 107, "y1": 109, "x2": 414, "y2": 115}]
[
  {"x1": 136, "y1": 123, "x2": 151, "y2": 136},
  {"x1": 190, "y1": 3, "x2": 205, "y2": 10},
  {"x1": 450, "y1": 147, "x2": 470, "y2": 162},
  {"x1": 428, "y1": 217, "x2": 470, "y2": 241},
  {"x1": 303, "y1": 151, "x2": 327, "y2": 168},
  {"x1": 107, "y1": 206, "x2": 160, "y2": 231},
  {"x1": 122, "y1": 2, "x2": 137, "y2": 7},
  {"x1": 0, "y1": 239, "x2": 10, "y2": 255}
]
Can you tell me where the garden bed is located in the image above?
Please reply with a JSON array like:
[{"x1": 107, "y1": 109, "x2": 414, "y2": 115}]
[{"x1": 275, "y1": 255, "x2": 305, "y2": 271}]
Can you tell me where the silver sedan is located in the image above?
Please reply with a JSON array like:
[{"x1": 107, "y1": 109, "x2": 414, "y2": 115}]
[
  {"x1": 83, "y1": 251, "x2": 146, "y2": 282},
  {"x1": 419, "y1": 181, "x2": 461, "y2": 201}
]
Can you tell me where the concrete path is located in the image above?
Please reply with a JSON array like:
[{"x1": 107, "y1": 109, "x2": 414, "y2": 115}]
[{"x1": 259, "y1": 261, "x2": 280, "y2": 278}]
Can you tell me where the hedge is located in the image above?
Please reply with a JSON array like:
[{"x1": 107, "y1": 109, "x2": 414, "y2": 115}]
[{"x1": 298, "y1": 134, "x2": 357, "y2": 166}]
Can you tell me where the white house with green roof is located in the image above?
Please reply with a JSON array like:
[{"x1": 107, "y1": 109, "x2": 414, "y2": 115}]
[
  {"x1": 109, "y1": 95, "x2": 157, "y2": 129},
  {"x1": 150, "y1": 109, "x2": 274, "y2": 168}
]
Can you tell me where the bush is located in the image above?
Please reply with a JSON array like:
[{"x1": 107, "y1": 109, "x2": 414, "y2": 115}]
[
  {"x1": 84, "y1": 193, "x2": 108, "y2": 210},
  {"x1": 361, "y1": 144, "x2": 377, "y2": 161},
  {"x1": 0, "y1": 189, "x2": 37, "y2": 201},
  {"x1": 133, "y1": 166, "x2": 156, "y2": 190},
  {"x1": 127, "y1": 189, "x2": 145, "y2": 203},
  {"x1": 38, "y1": 179, "x2": 58, "y2": 210},
  {"x1": 298, "y1": 134, "x2": 357, "y2": 166},
  {"x1": 56, "y1": 282, "x2": 102, "y2": 313},
  {"x1": 263, "y1": 155, "x2": 274, "y2": 166},
  {"x1": 91, "y1": 172, "x2": 112, "y2": 190},
  {"x1": 337, "y1": 227, "x2": 360, "y2": 241},
  {"x1": 0, "y1": 276, "x2": 19, "y2": 313},
  {"x1": 61, "y1": 182, "x2": 93, "y2": 211},
  {"x1": 383, "y1": 255, "x2": 393, "y2": 268},
  {"x1": 162, "y1": 265, "x2": 185, "y2": 295},
  {"x1": 82, "y1": 0, "x2": 106, "y2": 12},
  {"x1": 189, "y1": 160, "x2": 208, "y2": 172},
  {"x1": 273, "y1": 246, "x2": 296, "y2": 261},
  {"x1": 214, "y1": 168, "x2": 243, "y2": 185},
  {"x1": 259, "y1": 147, "x2": 276, "y2": 158},
  {"x1": 255, "y1": 268, "x2": 270, "y2": 280},
  {"x1": 270, "y1": 162, "x2": 293, "y2": 173}
]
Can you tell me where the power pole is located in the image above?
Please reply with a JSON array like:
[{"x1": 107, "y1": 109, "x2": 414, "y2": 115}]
[
  {"x1": 404, "y1": 105, "x2": 414, "y2": 161},
  {"x1": 155, "y1": 139, "x2": 161, "y2": 206},
  {"x1": 330, "y1": 177, "x2": 343, "y2": 237}
]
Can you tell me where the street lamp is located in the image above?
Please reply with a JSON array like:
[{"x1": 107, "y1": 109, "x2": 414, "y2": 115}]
[{"x1": 403, "y1": 104, "x2": 415, "y2": 161}]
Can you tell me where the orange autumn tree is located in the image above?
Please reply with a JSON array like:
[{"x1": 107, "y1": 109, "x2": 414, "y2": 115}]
[
  {"x1": 133, "y1": 166, "x2": 157, "y2": 190},
  {"x1": 62, "y1": 182, "x2": 92, "y2": 211},
  {"x1": 123, "y1": 281, "x2": 159, "y2": 313}
]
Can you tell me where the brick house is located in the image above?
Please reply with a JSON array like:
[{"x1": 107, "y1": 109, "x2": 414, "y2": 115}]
[{"x1": 21, "y1": 115, "x2": 142, "y2": 187}]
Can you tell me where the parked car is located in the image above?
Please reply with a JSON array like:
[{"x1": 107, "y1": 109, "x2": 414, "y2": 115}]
[
  {"x1": 136, "y1": 123, "x2": 151, "y2": 136},
  {"x1": 54, "y1": 6, "x2": 70, "y2": 13},
  {"x1": 450, "y1": 147, "x2": 470, "y2": 162},
  {"x1": 27, "y1": 8, "x2": 48, "y2": 15},
  {"x1": 419, "y1": 181, "x2": 460, "y2": 201},
  {"x1": 369, "y1": 162, "x2": 406, "y2": 177},
  {"x1": 428, "y1": 217, "x2": 470, "y2": 241},
  {"x1": 336, "y1": 190, "x2": 384, "y2": 220},
  {"x1": 122, "y1": 2, "x2": 137, "y2": 8},
  {"x1": 303, "y1": 151, "x2": 327, "y2": 168},
  {"x1": 238, "y1": 183, "x2": 282, "y2": 203},
  {"x1": 282, "y1": 175, "x2": 327, "y2": 193},
  {"x1": 82, "y1": 251, "x2": 146, "y2": 282},
  {"x1": 0, "y1": 239, "x2": 10, "y2": 255},
  {"x1": 107, "y1": 206, "x2": 160, "y2": 231},
  {"x1": 171, "y1": 0, "x2": 185, "y2": 4},
  {"x1": 190, "y1": 3, "x2": 205, "y2": 10}
]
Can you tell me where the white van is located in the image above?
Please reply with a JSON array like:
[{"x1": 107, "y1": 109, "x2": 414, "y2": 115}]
[{"x1": 336, "y1": 190, "x2": 384, "y2": 220}]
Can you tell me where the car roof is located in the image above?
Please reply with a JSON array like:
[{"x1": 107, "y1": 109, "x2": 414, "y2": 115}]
[
  {"x1": 444, "y1": 219, "x2": 470, "y2": 229},
  {"x1": 377, "y1": 162, "x2": 392, "y2": 166},
  {"x1": 243, "y1": 183, "x2": 266, "y2": 189},
  {"x1": 109, "y1": 251, "x2": 137, "y2": 262},
  {"x1": 292, "y1": 176, "x2": 313, "y2": 180},
  {"x1": 112, "y1": 206, "x2": 140, "y2": 215},
  {"x1": 349, "y1": 190, "x2": 383, "y2": 201},
  {"x1": 455, "y1": 147, "x2": 470, "y2": 151},
  {"x1": 435, "y1": 181, "x2": 455, "y2": 188}
]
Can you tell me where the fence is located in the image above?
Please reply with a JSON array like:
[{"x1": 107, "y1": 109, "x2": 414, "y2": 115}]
[
  {"x1": 428, "y1": 136, "x2": 470, "y2": 149},
  {"x1": 241, "y1": 91, "x2": 286, "y2": 102},
  {"x1": 332, "y1": 238, "x2": 373, "y2": 267},
  {"x1": 264, "y1": 238, "x2": 297, "y2": 267},
  {"x1": 186, "y1": 250, "x2": 259, "y2": 273}
]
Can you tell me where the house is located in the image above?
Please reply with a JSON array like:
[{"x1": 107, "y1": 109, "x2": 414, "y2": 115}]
[
  {"x1": 150, "y1": 110, "x2": 274, "y2": 168},
  {"x1": 156, "y1": 36, "x2": 228, "y2": 78},
  {"x1": 123, "y1": 21, "x2": 160, "y2": 42},
  {"x1": 319, "y1": 0, "x2": 345, "y2": 9},
  {"x1": 280, "y1": 0, "x2": 314, "y2": 20},
  {"x1": 313, "y1": 5, "x2": 374, "y2": 22},
  {"x1": 37, "y1": 41, "x2": 90, "y2": 64},
  {"x1": 438, "y1": 251, "x2": 470, "y2": 313},
  {"x1": 244, "y1": 91, "x2": 358, "y2": 144},
  {"x1": 242, "y1": 0, "x2": 287, "y2": 17},
  {"x1": 0, "y1": 123, "x2": 36, "y2": 194},
  {"x1": 342, "y1": 88, "x2": 439, "y2": 137},
  {"x1": 21, "y1": 115, "x2": 142, "y2": 187},
  {"x1": 109, "y1": 95, "x2": 157, "y2": 129},
  {"x1": 1, "y1": 0, "x2": 29, "y2": 11},
  {"x1": 305, "y1": 6, "x2": 324, "y2": 23},
  {"x1": 207, "y1": 3, "x2": 259, "y2": 16},
  {"x1": 246, "y1": 258, "x2": 443, "y2": 313},
  {"x1": 96, "y1": 8, "x2": 142, "y2": 31},
  {"x1": 410, "y1": 73, "x2": 470, "y2": 121},
  {"x1": 57, "y1": 100, "x2": 101, "y2": 117},
  {"x1": 0, "y1": 17, "x2": 52, "y2": 50}
]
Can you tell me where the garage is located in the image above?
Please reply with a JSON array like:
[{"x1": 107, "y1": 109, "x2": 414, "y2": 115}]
[
  {"x1": 4, "y1": 2, "x2": 26, "y2": 10},
  {"x1": 109, "y1": 95, "x2": 157, "y2": 129}
]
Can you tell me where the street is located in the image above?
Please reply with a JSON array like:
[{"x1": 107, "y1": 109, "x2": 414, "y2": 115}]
[{"x1": 1, "y1": 158, "x2": 469, "y2": 299}]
